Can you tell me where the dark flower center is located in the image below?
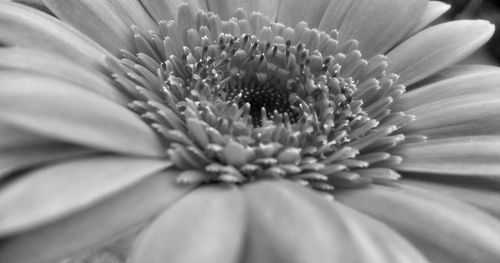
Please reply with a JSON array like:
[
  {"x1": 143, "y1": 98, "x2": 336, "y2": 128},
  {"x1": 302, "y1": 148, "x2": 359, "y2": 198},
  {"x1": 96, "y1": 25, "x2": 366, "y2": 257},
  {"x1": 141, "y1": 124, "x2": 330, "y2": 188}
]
[{"x1": 106, "y1": 4, "x2": 416, "y2": 192}]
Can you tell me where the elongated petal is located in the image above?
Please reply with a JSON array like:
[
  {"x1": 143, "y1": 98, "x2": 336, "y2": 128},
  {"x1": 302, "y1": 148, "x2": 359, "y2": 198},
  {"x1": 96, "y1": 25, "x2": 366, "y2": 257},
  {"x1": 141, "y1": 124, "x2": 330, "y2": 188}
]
[
  {"x1": 0, "y1": 156, "x2": 171, "y2": 235},
  {"x1": 139, "y1": 0, "x2": 207, "y2": 22},
  {"x1": 0, "y1": 2, "x2": 111, "y2": 72},
  {"x1": 243, "y1": 180, "x2": 427, "y2": 263},
  {"x1": 0, "y1": 169, "x2": 193, "y2": 263},
  {"x1": 0, "y1": 47, "x2": 128, "y2": 105},
  {"x1": 129, "y1": 185, "x2": 245, "y2": 263},
  {"x1": 394, "y1": 66, "x2": 500, "y2": 111},
  {"x1": 42, "y1": 0, "x2": 156, "y2": 55},
  {"x1": 405, "y1": 1, "x2": 451, "y2": 37},
  {"x1": 206, "y1": 0, "x2": 279, "y2": 21},
  {"x1": 338, "y1": 0, "x2": 428, "y2": 58},
  {"x1": 318, "y1": 0, "x2": 356, "y2": 32},
  {"x1": 400, "y1": 95, "x2": 500, "y2": 138},
  {"x1": 336, "y1": 185, "x2": 500, "y2": 263},
  {"x1": 276, "y1": 0, "x2": 331, "y2": 28},
  {"x1": 411, "y1": 64, "x2": 500, "y2": 87},
  {"x1": 392, "y1": 136, "x2": 500, "y2": 175},
  {"x1": 401, "y1": 179, "x2": 500, "y2": 218},
  {"x1": 0, "y1": 124, "x2": 49, "y2": 149},
  {"x1": 387, "y1": 20, "x2": 495, "y2": 86},
  {"x1": 44, "y1": 0, "x2": 130, "y2": 55},
  {"x1": 0, "y1": 143, "x2": 94, "y2": 179},
  {"x1": 0, "y1": 72, "x2": 164, "y2": 157}
]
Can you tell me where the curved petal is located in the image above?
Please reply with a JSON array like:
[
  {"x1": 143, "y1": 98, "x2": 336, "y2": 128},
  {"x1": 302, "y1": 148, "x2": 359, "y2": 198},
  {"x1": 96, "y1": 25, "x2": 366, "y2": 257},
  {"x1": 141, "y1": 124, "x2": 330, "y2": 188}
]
[
  {"x1": 42, "y1": 0, "x2": 157, "y2": 55},
  {"x1": 0, "y1": 124, "x2": 50, "y2": 149},
  {"x1": 0, "y1": 72, "x2": 165, "y2": 157},
  {"x1": 276, "y1": 0, "x2": 331, "y2": 28},
  {"x1": 394, "y1": 66, "x2": 500, "y2": 111},
  {"x1": 405, "y1": 1, "x2": 451, "y2": 37},
  {"x1": 206, "y1": 0, "x2": 280, "y2": 21},
  {"x1": 129, "y1": 185, "x2": 245, "y2": 263},
  {"x1": 0, "y1": 142, "x2": 95, "y2": 179},
  {"x1": 410, "y1": 64, "x2": 500, "y2": 87},
  {"x1": 0, "y1": 47, "x2": 128, "y2": 105},
  {"x1": 338, "y1": 0, "x2": 428, "y2": 58},
  {"x1": 318, "y1": 0, "x2": 356, "y2": 32},
  {"x1": 391, "y1": 136, "x2": 500, "y2": 176},
  {"x1": 139, "y1": 0, "x2": 207, "y2": 22},
  {"x1": 12, "y1": 0, "x2": 50, "y2": 13},
  {"x1": 0, "y1": 169, "x2": 193, "y2": 263},
  {"x1": 0, "y1": 156, "x2": 172, "y2": 236},
  {"x1": 401, "y1": 179, "x2": 500, "y2": 219},
  {"x1": 387, "y1": 20, "x2": 495, "y2": 86},
  {"x1": 336, "y1": 185, "x2": 500, "y2": 263},
  {"x1": 0, "y1": 2, "x2": 111, "y2": 72},
  {"x1": 242, "y1": 180, "x2": 427, "y2": 263},
  {"x1": 400, "y1": 95, "x2": 500, "y2": 138}
]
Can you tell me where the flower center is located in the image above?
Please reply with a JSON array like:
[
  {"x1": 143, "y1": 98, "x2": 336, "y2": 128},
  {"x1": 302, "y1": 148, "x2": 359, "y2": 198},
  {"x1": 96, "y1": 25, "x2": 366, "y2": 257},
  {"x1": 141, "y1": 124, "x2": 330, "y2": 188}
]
[{"x1": 106, "y1": 4, "x2": 416, "y2": 192}]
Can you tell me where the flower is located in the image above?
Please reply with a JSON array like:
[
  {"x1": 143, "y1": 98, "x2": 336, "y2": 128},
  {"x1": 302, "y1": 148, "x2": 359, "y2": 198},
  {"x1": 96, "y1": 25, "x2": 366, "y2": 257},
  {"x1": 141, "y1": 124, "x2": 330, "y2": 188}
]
[{"x1": 1, "y1": 0, "x2": 500, "y2": 262}]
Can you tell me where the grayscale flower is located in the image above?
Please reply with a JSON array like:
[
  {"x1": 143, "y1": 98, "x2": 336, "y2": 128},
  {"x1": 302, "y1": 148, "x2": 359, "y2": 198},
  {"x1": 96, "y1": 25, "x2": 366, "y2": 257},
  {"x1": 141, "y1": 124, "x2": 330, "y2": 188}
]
[{"x1": 0, "y1": 0, "x2": 499, "y2": 262}]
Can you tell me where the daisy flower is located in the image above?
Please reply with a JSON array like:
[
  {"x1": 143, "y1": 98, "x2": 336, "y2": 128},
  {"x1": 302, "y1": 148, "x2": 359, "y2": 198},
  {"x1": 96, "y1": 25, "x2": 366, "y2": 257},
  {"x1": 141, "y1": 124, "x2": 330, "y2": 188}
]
[{"x1": 1, "y1": 0, "x2": 500, "y2": 262}]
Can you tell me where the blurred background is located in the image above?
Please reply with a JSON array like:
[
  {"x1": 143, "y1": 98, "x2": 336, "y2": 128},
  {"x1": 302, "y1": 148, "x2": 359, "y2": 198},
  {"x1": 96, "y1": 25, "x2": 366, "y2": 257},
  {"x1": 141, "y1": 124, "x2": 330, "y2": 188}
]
[{"x1": 443, "y1": 0, "x2": 500, "y2": 65}]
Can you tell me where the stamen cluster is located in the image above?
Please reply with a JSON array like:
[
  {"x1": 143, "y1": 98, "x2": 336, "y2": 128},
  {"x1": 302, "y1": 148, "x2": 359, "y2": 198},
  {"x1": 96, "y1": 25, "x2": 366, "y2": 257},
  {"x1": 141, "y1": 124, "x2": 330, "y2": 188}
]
[{"x1": 105, "y1": 4, "x2": 416, "y2": 192}]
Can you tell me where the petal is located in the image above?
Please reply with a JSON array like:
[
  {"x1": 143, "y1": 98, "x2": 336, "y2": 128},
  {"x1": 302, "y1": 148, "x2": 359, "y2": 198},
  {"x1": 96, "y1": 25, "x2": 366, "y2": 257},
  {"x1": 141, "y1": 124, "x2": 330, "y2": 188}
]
[
  {"x1": 0, "y1": 142, "x2": 95, "y2": 179},
  {"x1": 401, "y1": 179, "x2": 500, "y2": 219},
  {"x1": 405, "y1": 1, "x2": 451, "y2": 37},
  {"x1": 206, "y1": 0, "x2": 280, "y2": 21},
  {"x1": 0, "y1": 2, "x2": 111, "y2": 72},
  {"x1": 338, "y1": 0, "x2": 428, "y2": 58},
  {"x1": 400, "y1": 94, "x2": 500, "y2": 138},
  {"x1": 391, "y1": 136, "x2": 500, "y2": 176},
  {"x1": 276, "y1": 0, "x2": 331, "y2": 28},
  {"x1": 336, "y1": 185, "x2": 500, "y2": 263},
  {"x1": 0, "y1": 169, "x2": 193, "y2": 263},
  {"x1": 394, "y1": 66, "x2": 500, "y2": 111},
  {"x1": 0, "y1": 72, "x2": 165, "y2": 157},
  {"x1": 129, "y1": 185, "x2": 245, "y2": 263},
  {"x1": 0, "y1": 47, "x2": 128, "y2": 105},
  {"x1": 318, "y1": 0, "x2": 356, "y2": 32},
  {"x1": 412, "y1": 64, "x2": 500, "y2": 87},
  {"x1": 0, "y1": 156, "x2": 172, "y2": 235},
  {"x1": 139, "y1": 0, "x2": 208, "y2": 22},
  {"x1": 42, "y1": 0, "x2": 157, "y2": 55},
  {"x1": 243, "y1": 180, "x2": 427, "y2": 263},
  {"x1": 387, "y1": 20, "x2": 495, "y2": 86},
  {"x1": 0, "y1": 124, "x2": 50, "y2": 149}
]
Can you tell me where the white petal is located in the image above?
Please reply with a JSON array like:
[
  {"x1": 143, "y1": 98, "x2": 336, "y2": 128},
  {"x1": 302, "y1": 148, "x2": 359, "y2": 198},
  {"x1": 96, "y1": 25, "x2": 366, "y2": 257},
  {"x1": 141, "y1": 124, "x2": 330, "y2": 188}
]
[
  {"x1": 129, "y1": 185, "x2": 245, "y2": 263},
  {"x1": 337, "y1": 184, "x2": 500, "y2": 263},
  {"x1": 0, "y1": 156, "x2": 172, "y2": 235},
  {"x1": 401, "y1": 94, "x2": 500, "y2": 138},
  {"x1": 0, "y1": 142, "x2": 94, "y2": 179},
  {"x1": 387, "y1": 20, "x2": 495, "y2": 86},
  {"x1": 0, "y1": 72, "x2": 165, "y2": 157},
  {"x1": 338, "y1": 0, "x2": 428, "y2": 58},
  {"x1": 0, "y1": 169, "x2": 193, "y2": 263},
  {"x1": 0, "y1": 47, "x2": 128, "y2": 105},
  {"x1": 139, "y1": 0, "x2": 207, "y2": 22},
  {"x1": 395, "y1": 65, "x2": 500, "y2": 111},
  {"x1": 0, "y1": 2, "x2": 111, "y2": 72},
  {"x1": 401, "y1": 179, "x2": 500, "y2": 219},
  {"x1": 42, "y1": 0, "x2": 157, "y2": 55},
  {"x1": 276, "y1": 0, "x2": 331, "y2": 28},
  {"x1": 318, "y1": 0, "x2": 356, "y2": 32},
  {"x1": 243, "y1": 180, "x2": 428, "y2": 263},
  {"x1": 405, "y1": 1, "x2": 451, "y2": 37},
  {"x1": 206, "y1": 0, "x2": 280, "y2": 21},
  {"x1": 391, "y1": 136, "x2": 500, "y2": 176}
]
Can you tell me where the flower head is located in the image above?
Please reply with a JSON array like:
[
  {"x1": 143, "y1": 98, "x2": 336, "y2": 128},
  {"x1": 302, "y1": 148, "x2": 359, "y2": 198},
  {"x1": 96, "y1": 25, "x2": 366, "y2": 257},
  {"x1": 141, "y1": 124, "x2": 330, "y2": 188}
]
[{"x1": 0, "y1": 0, "x2": 499, "y2": 263}]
